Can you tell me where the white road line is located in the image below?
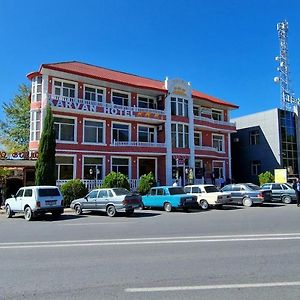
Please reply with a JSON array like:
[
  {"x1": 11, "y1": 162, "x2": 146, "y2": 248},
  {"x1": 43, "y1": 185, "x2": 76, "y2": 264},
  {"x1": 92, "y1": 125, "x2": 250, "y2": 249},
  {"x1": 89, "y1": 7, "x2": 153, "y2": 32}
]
[
  {"x1": 59, "y1": 222, "x2": 134, "y2": 226},
  {"x1": 125, "y1": 281, "x2": 300, "y2": 293},
  {"x1": 1, "y1": 235, "x2": 300, "y2": 249}
]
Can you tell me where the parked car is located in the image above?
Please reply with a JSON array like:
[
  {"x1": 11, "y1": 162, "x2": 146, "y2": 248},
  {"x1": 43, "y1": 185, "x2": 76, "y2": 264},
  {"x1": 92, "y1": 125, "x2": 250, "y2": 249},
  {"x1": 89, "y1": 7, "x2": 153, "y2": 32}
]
[
  {"x1": 141, "y1": 186, "x2": 198, "y2": 212},
  {"x1": 5, "y1": 186, "x2": 64, "y2": 221},
  {"x1": 260, "y1": 183, "x2": 296, "y2": 204},
  {"x1": 70, "y1": 188, "x2": 141, "y2": 217},
  {"x1": 184, "y1": 184, "x2": 232, "y2": 209},
  {"x1": 220, "y1": 183, "x2": 272, "y2": 207}
]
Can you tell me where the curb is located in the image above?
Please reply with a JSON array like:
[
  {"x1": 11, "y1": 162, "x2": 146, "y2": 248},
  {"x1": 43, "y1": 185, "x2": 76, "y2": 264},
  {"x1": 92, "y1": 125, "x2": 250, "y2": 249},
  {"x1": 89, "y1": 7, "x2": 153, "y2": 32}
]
[{"x1": 0, "y1": 207, "x2": 73, "y2": 215}]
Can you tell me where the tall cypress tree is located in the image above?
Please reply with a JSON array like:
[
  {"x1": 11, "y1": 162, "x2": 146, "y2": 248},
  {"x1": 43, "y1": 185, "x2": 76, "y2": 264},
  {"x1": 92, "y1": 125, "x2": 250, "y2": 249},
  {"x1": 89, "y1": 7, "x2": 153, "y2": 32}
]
[{"x1": 35, "y1": 105, "x2": 56, "y2": 186}]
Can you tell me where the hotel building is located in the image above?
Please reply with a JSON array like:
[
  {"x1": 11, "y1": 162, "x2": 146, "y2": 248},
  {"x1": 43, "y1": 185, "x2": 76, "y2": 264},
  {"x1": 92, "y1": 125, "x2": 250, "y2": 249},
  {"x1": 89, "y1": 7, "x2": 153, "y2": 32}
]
[{"x1": 27, "y1": 61, "x2": 238, "y2": 190}]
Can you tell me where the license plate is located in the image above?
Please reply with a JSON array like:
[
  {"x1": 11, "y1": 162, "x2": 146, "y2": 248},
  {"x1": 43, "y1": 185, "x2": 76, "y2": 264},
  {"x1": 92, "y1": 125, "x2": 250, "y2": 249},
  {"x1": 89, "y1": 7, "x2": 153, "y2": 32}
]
[{"x1": 46, "y1": 200, "x2": 56, "y2": 206}]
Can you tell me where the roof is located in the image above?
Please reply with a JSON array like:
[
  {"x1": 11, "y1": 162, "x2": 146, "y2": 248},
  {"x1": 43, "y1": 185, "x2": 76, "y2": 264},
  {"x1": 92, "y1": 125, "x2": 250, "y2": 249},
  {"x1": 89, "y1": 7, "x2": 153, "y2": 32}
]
[
  {"x1": 0, "y1": 160, "x2": 36, "y2": 168},
  {"x1": 27, "y1": 61, "x2": 238, "y2": 109}
]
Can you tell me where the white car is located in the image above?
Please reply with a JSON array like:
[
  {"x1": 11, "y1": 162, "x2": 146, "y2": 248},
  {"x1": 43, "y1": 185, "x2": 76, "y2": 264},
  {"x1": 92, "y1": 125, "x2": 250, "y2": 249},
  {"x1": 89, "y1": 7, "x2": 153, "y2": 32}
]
[
  {"x1": 5, "y1": 186, "x2": 64, "y2": 221},
  {"x1": 184, "y1": 184, "x2": 232, "y2": 209}
]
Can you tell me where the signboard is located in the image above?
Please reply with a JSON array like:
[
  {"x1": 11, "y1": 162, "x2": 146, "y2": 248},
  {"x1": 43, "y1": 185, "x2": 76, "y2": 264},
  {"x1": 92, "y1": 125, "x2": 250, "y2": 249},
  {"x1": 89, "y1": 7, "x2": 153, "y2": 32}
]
[
  {"x1": 0, "y1": 151, "x2": 38, "y2": 160},
  {"x1": 274, "y1": 168, "x2": 287, "y2": 183}
]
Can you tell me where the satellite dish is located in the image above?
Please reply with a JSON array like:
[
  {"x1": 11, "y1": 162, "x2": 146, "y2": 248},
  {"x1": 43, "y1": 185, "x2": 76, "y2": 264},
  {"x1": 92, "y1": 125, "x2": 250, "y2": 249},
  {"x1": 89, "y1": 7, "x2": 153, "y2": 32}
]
[{"x1": 274, "y1": 77, "x2": 280, "y2": 83}]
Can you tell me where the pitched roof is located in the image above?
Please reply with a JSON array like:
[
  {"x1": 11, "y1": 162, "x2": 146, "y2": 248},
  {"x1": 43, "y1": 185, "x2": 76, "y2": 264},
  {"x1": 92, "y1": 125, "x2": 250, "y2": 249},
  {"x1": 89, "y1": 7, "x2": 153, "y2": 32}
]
[{"x1": 27, "y1": 61, "x2": 238, "y2": 108}]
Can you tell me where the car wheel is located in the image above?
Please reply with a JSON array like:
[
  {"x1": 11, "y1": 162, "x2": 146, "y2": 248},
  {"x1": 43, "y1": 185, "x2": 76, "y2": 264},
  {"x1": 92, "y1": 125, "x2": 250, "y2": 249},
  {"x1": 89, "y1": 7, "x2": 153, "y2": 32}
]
[
  {"x1": 200, "y1": 199, "x2": 209, "y2": 210},
  {"x1": 125, "y1": 209, "x2": 134, "y2": 216},
  {"x1": 282, "y1": 195, "x2": 292, "y2": 204},
  {"x1": 164, "y1": 202, "x2": 172, "y2": 212},
  {"x1": 106, "y1": 205, "x2": 117, "y2": 217},
  {"x1": 74, "y1": 204, "x2": 82, "y2": 215},
  {"x1": 242, "y1": 197, "x2": 253, "y2": 207},
  {"x1": 5, "y1": 205, "x2": 12, "y2": 218},
  {"x1": 24, "y1": 206, "x2": 33, "y2": 221}
]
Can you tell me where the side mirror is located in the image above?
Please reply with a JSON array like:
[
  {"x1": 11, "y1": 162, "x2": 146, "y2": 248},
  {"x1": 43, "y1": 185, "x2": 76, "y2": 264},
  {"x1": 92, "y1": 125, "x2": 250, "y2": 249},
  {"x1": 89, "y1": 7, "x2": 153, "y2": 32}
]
[{"x1": 11, "y1": 194, "x2": 15, "y2": 198}]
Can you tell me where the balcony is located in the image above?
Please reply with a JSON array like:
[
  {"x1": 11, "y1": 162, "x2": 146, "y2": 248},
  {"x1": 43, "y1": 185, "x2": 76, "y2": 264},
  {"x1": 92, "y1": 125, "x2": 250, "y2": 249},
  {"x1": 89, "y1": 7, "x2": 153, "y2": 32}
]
[
  {"x1": 111, "y1": 141, "x2": 166, "y2": 148},
  {"x1": 195, "y1": 145, "x2": 224, "y2": 153},
  {"x1": 194, "y1": 115, "x2": 236, "y2": 127}
]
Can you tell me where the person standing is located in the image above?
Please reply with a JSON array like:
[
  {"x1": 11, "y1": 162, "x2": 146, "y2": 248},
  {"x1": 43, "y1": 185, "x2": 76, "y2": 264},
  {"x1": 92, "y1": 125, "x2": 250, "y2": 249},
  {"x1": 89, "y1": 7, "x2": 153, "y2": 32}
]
[{"x1": 297, "y1": 179, "x2": 300, "y2": 207}]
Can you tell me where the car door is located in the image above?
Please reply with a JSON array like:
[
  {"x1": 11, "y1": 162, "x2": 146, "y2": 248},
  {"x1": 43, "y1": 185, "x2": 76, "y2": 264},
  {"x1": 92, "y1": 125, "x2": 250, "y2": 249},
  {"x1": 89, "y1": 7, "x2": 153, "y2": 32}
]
[
  {"x1": 11, "y1": 188, "x2": 24, "y2": 211},
  {"x1": 271, "y1": 184, "x2": 282, "y2": 201},
  {"x1": 230, "y1": 185, "x2": 243, "y2": 204},
  {"x1": 84, "y1": 190, "x2": 98, "y2": 210},
  {"x1": 96, "y1": 190, "x2": 109, "y2": 210}
]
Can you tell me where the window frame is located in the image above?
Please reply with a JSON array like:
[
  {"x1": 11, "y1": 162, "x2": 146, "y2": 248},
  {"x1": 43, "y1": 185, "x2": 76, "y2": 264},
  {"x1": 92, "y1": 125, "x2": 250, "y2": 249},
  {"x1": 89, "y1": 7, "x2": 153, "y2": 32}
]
[
  {"x1": 111, "y1": 156, "x2": 131, "y2": 178},
  {"x1": 171, "y1": 123, "x2": 189, "y2": 148},
  {"x1": 137, "y1": 125, "x2": 156, "y2": 143},
  {"x1": 111, "y1": 90, "x2": 130, "y2": 107},
  {"x1": 54, "y1": 115, "x2": 77, "y2": 143},
  {"x1": 212, "y1": 134, "x2": 225, "y2": 152},
  {"x1": 53, "y1": 78, "x2": 77, "y2": 99},
  {"x1": 137, "y1": 95, "x2": 157, "y2": 109},
  {"x1": 83, "y1": 84, "x2": 105, "y2": 103},
  {"x1": 83, "y1": 118, "x2": 105, "y2": 145},
  {"x1": 55, "y1": 155, "x2": 75, "y2": 180},
  {"x1": 112, "y1": 122, "x2": 131, "y2": 143}
]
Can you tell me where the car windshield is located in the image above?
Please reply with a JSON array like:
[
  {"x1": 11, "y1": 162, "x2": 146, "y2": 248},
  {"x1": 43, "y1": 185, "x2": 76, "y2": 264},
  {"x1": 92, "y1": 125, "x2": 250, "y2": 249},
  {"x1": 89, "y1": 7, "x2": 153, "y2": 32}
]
[
  {"x1": 204, "y1": 185, "x2": 219, "y2": 193},
  {"x1": 113, "y1": 188, "x2": 130, "y2": 196},
  {"x1": 38, "y1": 188, "x2": 60, "y2": 197},
  {"x1": 169, "y1": 187, "x2": 185, "y2": 195},
  {"x1": 244, "y1": 184, "x2": 260, "y2": 191}
]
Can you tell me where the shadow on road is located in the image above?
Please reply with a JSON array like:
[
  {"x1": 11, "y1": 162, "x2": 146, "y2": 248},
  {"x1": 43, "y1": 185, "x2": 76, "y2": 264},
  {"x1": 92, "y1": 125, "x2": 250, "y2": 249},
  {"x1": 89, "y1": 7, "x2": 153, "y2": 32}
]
[{"x1": 260, "y1": 203, "x2": 286, "y2": 208}]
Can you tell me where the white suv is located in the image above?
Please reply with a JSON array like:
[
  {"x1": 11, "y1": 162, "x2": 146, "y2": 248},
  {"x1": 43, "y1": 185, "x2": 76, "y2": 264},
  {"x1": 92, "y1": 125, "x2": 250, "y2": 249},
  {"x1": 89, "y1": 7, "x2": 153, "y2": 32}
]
[{"x1": 5, "y1": 186, "x2": 64, "y2": 221}]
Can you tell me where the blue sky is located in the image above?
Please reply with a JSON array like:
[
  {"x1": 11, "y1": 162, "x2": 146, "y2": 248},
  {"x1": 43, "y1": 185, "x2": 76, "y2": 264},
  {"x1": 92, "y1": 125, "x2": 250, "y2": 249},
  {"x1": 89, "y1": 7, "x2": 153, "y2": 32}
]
[{"x1": 1, "y1": 0, "x2": 300, "y2": 120}]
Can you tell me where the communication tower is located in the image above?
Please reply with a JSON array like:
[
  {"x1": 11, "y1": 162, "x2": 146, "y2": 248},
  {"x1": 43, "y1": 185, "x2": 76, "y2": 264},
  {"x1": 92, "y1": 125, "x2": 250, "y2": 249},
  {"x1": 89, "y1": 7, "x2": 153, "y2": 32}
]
[{"x1": 274, "y1": 20, "x2": 300, "y2": 111}]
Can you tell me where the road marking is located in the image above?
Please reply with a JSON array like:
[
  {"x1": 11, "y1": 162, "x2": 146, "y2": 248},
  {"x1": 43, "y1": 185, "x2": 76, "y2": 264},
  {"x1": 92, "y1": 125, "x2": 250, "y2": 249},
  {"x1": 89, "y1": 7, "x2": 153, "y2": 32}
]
[
  {"x1": 125, "y1": 281, "x2": 300, "y2": 292},
  {"x1": 59, "y1": 222, "x2": 135, "y2": 226},
  {"x1": 1, "y1": 233, "x2": 300, "y2": 249}
]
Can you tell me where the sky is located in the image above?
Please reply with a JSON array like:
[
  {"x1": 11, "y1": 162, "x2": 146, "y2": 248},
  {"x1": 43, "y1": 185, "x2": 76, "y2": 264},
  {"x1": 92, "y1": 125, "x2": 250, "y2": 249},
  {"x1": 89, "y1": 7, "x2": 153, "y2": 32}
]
[{"x1": 1, "y1": 0, "x2": 300, "y2": 121}]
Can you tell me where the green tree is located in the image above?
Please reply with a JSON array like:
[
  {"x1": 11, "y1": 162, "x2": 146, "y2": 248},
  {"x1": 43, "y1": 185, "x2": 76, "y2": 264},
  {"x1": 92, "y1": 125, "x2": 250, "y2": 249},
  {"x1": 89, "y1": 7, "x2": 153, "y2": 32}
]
[
  {"x1": 35, "y1": 105, "x2": 56, "y2": 186},
  {"x1": 60, "y1": 179, "x2": 88, "y2": 207},
  {"x1": 258, "y1": 171, "x2": 275, "y2": 185},
  {"x1": 0, "y1": 84, "x2": 30, "y2": 152},
  {"x1": 101, "y1": 171, "x2": 130, "y2": 190},
  {"x1": 137, "y1": 172, "x2": 155, "y2": 195}
]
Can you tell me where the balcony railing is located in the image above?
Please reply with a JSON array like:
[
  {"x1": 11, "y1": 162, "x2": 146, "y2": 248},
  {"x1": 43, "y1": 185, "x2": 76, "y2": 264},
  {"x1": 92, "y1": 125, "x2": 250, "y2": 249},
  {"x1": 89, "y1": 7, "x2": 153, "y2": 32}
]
[
  {"x1": 56, "y1": 179, "x2": 139, "y2": 191},
  {"x1": 195, "y1": 145, "x2": 224, "y2": 153},
  {"x1": 111, "y1": 141, "x2": 166, "y2": 147},
  {"x1": 194, "y1": 115, "x2": 235, "y2": 126}
]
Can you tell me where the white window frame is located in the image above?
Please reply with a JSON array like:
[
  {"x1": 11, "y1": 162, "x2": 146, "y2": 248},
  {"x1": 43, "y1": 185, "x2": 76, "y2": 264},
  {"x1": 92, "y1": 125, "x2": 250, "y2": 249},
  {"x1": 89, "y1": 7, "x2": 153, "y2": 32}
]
[
  {"x1": 83, "y1": 118, "x2": 105, "y2": 145},
  {"x1": 171, "y1": 123, "x2": 189, "y2": 148},
  {"x1": 137, "y1": 157, "x2": 158, "y2": 179},
  {"x1": 137, "y1": 95, "x2": 157, "y2": 109},
  {"x1": 83, "y1": 84, "x2": 105, "y2": 103},
  {"x1": 111, "y1": 121, "x2": 131, "y2": 143},
  {"x1": 82, "y1": 155, "x2": 105, "y2": 180},
  {"x1": 171, "y1": 97, "x2": 189, "y2": 117},
  {"x1": 137, "y1": 125, "x2": 156, "y2": 143},
  {"x1": 211, "y1": 109, "x2": 223, "y2": 121},
  {"x1": 30, "y1": 110, "x2": 41, "y2": 141},
  {"x1": 212, "y1": 160, "x2": 225, "y2": 179},
  {"x1": 54, "y1": 115, "x2": 77, "y2": 143},
  {"x1": 193, "y1": 105, "x2": 201, "y2": 116},
  {"x1": 31, "y1": 76, "x2": 42, "y2": 102},
  {"x1": 55, "y1": 154, "x2": 75, "y2": 180},
  {"x1": 212, "y1": 134, "x2": 225, "y2": 152},
  {"x1": 53, "y1": 78, "x2": 78, "y2": 99},
  {"x1": 194, "y1": 131, "x2": 202, "y2": 146},
  {"x1": 111, "y1": 156, "x2": 131, "y2": 179},
  {"x1": 111, "y1": 90, "x2": 130, "y2": 107}
]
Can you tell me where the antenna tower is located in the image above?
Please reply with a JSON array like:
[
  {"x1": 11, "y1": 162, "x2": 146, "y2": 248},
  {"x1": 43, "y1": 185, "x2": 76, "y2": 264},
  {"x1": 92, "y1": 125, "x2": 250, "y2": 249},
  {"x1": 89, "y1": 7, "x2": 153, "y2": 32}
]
[{"x1": 274, "y1": 21, "x2": 300, "y2": 111}]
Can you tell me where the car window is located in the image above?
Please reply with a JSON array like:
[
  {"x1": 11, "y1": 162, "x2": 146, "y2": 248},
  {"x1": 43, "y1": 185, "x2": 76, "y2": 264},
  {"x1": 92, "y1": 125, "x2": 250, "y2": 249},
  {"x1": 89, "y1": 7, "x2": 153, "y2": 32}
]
[
  {"x1": 113, "y1": 188, "x2": 130, "y2": 196},
  {"x1": 157, "y1": 188, "x2": 164, "y2": 195},
  {"x1": 98, "y1": 190, "x2": 108, "y2": 198},
  {"x1": 24, "y1": 189, "x2": 33, "y2": 197},
  {"x1": 108, "y1": 190, "x2": 113, "y2": 197},
  {"x1": 262, "y1": 184, "x2": 271, "y2": 189},
  {"x1": 245, "y1": 184, "x2": 260, "y2": 190},
  {"x1": 282, "y1": 184, "x2": 288, "y2": 190},
  {"x1": 184, "y1": 187, "x2": 191, "y2": 193},
  {"x1": 150, "y1": 189, "x2": 156, "y2": 196},
  {"x1": 272, "y1": 184, "x2": 282, "y2": 190},
  {"x1": 192, "y1": 187, "x2": 200, "y2": 193},
  {"x1": 169, "y1": 187, "x2": 185, "y2": 195},
  {"x1": 221, "y1": 185, "x2": 231, "y2": 191},
  {"x1": 38, "y1": 188, "x2": 60, "y2": 197},
  {"x1": 232, "y1": 186, "x2": 241, "y2": 191},
  {"x1": 16, "y1": 189, "x2": 24, "y2": 197},
  {"x1": 88, "y1": 190, "x2": 98, "y2": 199},
  {"x1": 204, "y1": 186, "x2": 219, "y2": 193}
]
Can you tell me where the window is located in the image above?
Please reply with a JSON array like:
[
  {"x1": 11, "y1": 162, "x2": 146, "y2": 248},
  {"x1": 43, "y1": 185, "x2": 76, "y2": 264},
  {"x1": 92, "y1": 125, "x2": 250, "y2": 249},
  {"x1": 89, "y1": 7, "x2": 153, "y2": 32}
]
[
  {"x1": 55, "y1": 156, "x2": 74, "y2": 180},
  {"x1": 83, "y1": 157, "x2": 103, "y2": 180},
  {"x1": 31, "y1": 76, "x2": 42, "y2": 102},
  {"x1": 251, "y1": 160, "x2": 261, "y2": 175},
  {"x1": 212, "y1": 135, "x2": 224, "y2": 152},
  {"x1": 84, "y1": 120, "x2": 104, "y2": 144},
  {"x1": 171, "y1": 123, "x2": 189, "y2": 148},
  {"x1": 30, "y1": 110, "x2": 41, "y2": 141},
  {"x1": 98, "y1": 190, "x2": 108, "y2": 198},
  {"x1": 54, "y1": 80, "x2": 75, "y2": 98},
  {"x1": 171, "y1": 97, "x2": 189, "y2": 116},
  {"x1": 16, "y1": 189, "x2": 24, "y2": 197},
  {"x1": 112, "y1": 157, "x2": 129, "y2": 176},
  {"x1": 112, "y1": 91, "x2": 129, "y2": 106},
  {"x1": 112, "y1": 123, "x2": 130, "y2": 142},
  {"x1": 84, "y1": 86, "x2": 104, "y2": 103},
  {"x1": 192, "y1": 187, "x2": 200, "y2": 193},
  {"x1": 138, "y1": 96, "x2": 156, "y2": 109},
  {"x1": 250, "y1": 130, "x2": 260, "y2": 145},
  {"x1": 24, "y1": 189, "x2": 33, "y2": 197},
  {"x1": 87, "y1": 190, "x2": 98, "y2": 199},
  {"x1": 54, "y1": 117, "x2": 75, "y2": 142},
  {"x1": 212, "y1": 109, "x2": 223, "y2": 121},
  {"x1": 193, "y1": 106, "x2": 200, "y2": 116},
  {"x1": 194, "y1": 132, "x2": 202, "y2": 146},
  {"x1": 272, "y1": 184, "x2": 282, "y2": 190},
  {"x1": 138, "y1": 126, "x2": 155, "y2": 143}
]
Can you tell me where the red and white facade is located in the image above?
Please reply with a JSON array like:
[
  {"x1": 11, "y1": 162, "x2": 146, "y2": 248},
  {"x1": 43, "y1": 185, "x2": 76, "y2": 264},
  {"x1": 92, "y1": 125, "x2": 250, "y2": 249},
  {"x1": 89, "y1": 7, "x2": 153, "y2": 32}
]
[{"x1": 27, "y1": 61, "x2": 238, "y2": 190}]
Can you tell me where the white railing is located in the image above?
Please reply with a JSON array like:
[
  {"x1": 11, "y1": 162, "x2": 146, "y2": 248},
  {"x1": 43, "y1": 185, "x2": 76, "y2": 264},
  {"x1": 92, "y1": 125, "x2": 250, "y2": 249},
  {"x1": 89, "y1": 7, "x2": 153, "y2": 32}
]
[
  {"x1": 56, "y1": 179, "x2": 139, "y2": 191},
  {"x1": 111, "y1": 141, "x2": 166, "y2": 147},
  {"x1": 195, "y1": 145, "x2": 221, "y2": 152},
  {"x1": 194, "y1": 115, "x2": 235, "y2": 127},
  {"x1": 49, "y1": 95, "x2": 165, "y2": 115}
]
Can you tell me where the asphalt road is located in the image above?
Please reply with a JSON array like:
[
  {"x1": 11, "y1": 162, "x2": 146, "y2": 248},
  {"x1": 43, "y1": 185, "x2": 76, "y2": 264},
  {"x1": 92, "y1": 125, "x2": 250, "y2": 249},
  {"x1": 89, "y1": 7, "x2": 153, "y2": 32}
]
[{"x1": 1, "y1": 203, "x2": 300, "y2": 300}]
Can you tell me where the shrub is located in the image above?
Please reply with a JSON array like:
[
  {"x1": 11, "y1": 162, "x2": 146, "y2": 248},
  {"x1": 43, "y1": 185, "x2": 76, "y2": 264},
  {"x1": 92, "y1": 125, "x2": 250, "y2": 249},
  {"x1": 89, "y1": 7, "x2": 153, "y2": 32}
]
[
  {"x1": 60, "y1": 179, "x2": 88, "y2": 207},
  {"x1": 258, "y1": 171, "x2": 274, "y2": 185},
  {"x1": 101, "y1": 172, "x2": 130, "y2": 190},
  {"x1": 137, "y1": 172, "x2": 155, "y2": 195}
]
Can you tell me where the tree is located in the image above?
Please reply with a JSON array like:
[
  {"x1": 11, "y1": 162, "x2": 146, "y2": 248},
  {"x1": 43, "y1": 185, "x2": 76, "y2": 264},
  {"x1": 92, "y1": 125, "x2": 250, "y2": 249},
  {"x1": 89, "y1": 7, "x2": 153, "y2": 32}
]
[
  {"x1": 258, "y1": 171, "x2": 274, "y2": 185},
  {"x1": 137, "y1": 172, "x2": 155, "y2": 195},
  {"x1": 101, "y1": 172, "x2": 130, "y2": 190},
  {"x1": 0, "y1": 84, "x2": 30, "y2": 152},
  {"x1": 35, "y1": 105, "x2": 56, "y2": 186},
  {"x1": 60, "y1": 179, "x2": 88, "y2": 207}
]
